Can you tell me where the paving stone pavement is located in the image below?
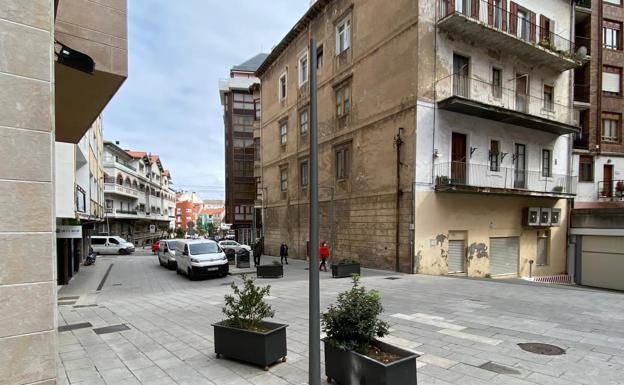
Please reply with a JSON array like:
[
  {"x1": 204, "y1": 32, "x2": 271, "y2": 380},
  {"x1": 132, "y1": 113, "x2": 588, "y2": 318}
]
[{"x1": 56, "y1": 250, "x2": 624, "y2": 385}]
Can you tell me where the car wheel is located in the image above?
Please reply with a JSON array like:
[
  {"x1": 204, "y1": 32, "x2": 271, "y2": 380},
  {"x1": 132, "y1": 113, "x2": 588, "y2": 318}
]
[
  {"x1": 118, "y1": 249, "x2": 126, "y2": 255},
  {"x1": 176, "y1": 266, "x2": 181, "y2": 274},
  {"x1": 187, "y1": 268, "x2": 195, "y2": 281}
]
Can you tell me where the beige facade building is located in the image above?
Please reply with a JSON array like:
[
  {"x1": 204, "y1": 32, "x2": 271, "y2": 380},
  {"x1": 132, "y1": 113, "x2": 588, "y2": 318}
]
[
  {"x1": 0, "y1": 1, "x2": 127, "y2": 383},
  {"x1": 257, "y1": 0, "x2": 580, "y2": 277}
]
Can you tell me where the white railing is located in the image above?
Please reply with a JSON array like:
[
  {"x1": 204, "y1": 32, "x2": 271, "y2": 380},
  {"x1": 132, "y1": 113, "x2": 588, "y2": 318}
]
[{"x1": 104, "y1": 183, "x2": 139, "y2": 198}]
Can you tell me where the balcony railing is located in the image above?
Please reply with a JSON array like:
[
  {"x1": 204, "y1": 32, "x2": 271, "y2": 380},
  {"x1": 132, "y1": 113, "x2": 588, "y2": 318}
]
[
  {"x1": 438, "y1": 0, "x2": 576, "y2": 62},
  {"x1": 575, "y1": 0, "x2": 592, "y2": 9},
  {"x1": 104, "y1": 183, "x2": 139, "y2": 198},
  {"x1": 598, "y1": 180, "x2": 624, "y2": 200},
  {"x1": 434, "y1": 162, "x2": 576, "y2": 196},
  {"x1": 436, "y1": 73, "x2": 576, "y2": 131}
]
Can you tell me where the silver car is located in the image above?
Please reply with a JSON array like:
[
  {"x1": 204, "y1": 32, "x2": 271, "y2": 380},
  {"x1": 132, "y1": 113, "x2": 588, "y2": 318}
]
[
  {"x1": 158, "y1": 239, "x2": 178, "y2": 269},
  {"x1": 218, "y1": 240, "x2": 252, "y2": 253}
]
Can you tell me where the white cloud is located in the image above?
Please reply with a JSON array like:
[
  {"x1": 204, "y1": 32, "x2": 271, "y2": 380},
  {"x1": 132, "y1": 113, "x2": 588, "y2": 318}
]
[{"x1": 103, "y1": 0, "x2": 310, "y2": 199}]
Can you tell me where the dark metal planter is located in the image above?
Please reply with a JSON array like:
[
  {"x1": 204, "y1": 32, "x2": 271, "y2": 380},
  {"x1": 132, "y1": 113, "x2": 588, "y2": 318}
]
[
  {"x1": 324, "y1": 339, "x2": 418, "y2": 385},
  {"x1": 237, "y1": 249, "x2": 251, "y2": 268},
  {"x1": 213, "y1": 321, "x2": 287, "y2": 370},
  {"x1": 331, "y1": 263, "x2": 361, "y2": 278},
  {"x1": 257, "y1": 264, "x2": 284, "y2": 278},
  {"x1": 225, "y1": 249, "x2": 236, "y2": 265}
]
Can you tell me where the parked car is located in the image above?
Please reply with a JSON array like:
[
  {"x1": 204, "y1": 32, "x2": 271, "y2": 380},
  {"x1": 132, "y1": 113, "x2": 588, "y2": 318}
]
[
  {"x1": 152, "y1": 240, "x2": 160, "y2": 254},
  {"x1": 158, "y1": 239, "x2": 178, "y2": 269},
  {"x1": 91, "y1": 236, "x2": 135, "y2": 255},
  {"x1": 175, "y1": 239, "x2": 229, "y2": 280},
  {"x1": 218, "y1": 240, "x2": 252, "y2": 254}
]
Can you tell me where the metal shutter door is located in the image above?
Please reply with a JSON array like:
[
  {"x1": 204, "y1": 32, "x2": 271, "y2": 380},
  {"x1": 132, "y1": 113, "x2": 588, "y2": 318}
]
[
  {"x1": 490, "y1": 237, "x2": 518, "y2": 276},
  {"x1": 448, "y1": 240, "x2": 465, "y2": 273},
  {"x1": 581, "y1": 236, "x2": 624, "y2": 291}
]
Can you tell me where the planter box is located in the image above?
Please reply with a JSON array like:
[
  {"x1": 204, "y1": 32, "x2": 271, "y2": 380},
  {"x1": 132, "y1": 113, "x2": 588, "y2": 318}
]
[
  {"x1": 257, "y1": 264, "x2": 283, "y2": 278},
  {"x1": 331, "y1": 263, "x2": 360, "y2": 278},
  {"x1": 213, "y1": 321, "x2": 287, "y2": 369},
  {"x1": 324, "y1": 339, "x2": 418, "y2": 385}
]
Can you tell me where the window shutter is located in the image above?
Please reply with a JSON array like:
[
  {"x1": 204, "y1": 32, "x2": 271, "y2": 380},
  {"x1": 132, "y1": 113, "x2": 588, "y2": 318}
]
[
  {"x1": 471, "y1": 0, "x2": 479, "y2": 18},
  {"x1": 539, "y1": 15, "x2": 547, "y2": 41},
  {"x1": 529, "y1": 11, "x2": 537, "y2": 42},
  {"x1": 448, "y1": 0, "x2": 455, "y2": 16},
  {"x1": 509, "y1": 2, "x2": 516, "y2": 34},
  {"x1": 488, "y1": 1, "x2": 494, "y2": 25}
]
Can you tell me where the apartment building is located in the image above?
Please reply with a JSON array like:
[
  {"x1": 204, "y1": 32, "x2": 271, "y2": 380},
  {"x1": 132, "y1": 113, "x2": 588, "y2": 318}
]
[
  {"x1": 103, "y1": 142, "x2": 176, "y2": 244},
  {"x1": 219, "y1": 54, "x2": 267, "y2": 242},
  {"x1": 569, "y1": 0, "x2": 624, "y2": 291},
  {"x1": 55, "y1": 116, "x2": 106, "y2": 285},
  {"x1": 0, "y1": 1, "x2": 127, "y2": 383},
  {"x1": 175, "y1": 191, "x2": 204, "y2": 232},
  {"x1": 257, "y1": 0, "x2": 580, "y2": 276}
]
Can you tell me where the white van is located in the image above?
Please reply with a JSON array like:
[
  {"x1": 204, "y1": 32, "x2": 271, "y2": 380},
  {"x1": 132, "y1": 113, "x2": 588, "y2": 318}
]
[
  {"x1": 175, "y1": 239, "x2": 228, "y2": 280},
  {"x1": 91, "y1": 236, "x2": 135, "y2": 255},
  {"x1": 158, "y1": 239, "x2": 178, "y2": 269}
]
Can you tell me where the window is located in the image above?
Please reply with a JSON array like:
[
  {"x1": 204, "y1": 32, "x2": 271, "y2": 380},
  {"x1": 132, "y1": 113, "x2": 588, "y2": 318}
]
[
  {"x1": 335, "y1": 145, "x2": 350, "y2": 180},
  {"x1": 300, "y1": 161, "x2": 309, "y2": 188},
  {"x1": 186, "y1": 208, "x2": 192, "y2": 213},
  {"x1": 493, "y1": 0, "x2": 503, "y2": 29},
  {"x1": 492, "y1": 68, "x2": 502, "y2": 98},
  {"x1": 317, "y1": 44, "x2": 324, "y2": 70},
  {"x1": 602, "y1": 66, "x2": 622, "y2": 96},
  {"x1": 543, "y1": 85, "x2": 554, "y2": 111},
  {"x1": 537, "y1": 235, "x2": 549, "y2": 266},
  {"x1": 603, "y1": 21, "x2": 621, "y2": 50},
  {"x1": 336, "y1": 17, "x2": 351, "y2": 54},
  {"x1": 542, "y1": 149, "x2": 552, "y2": 177},
  {"x1": 280, "y1": 167, "x2": 288, "y2": 192},
  {"x1": 299, "y1": 52, "x2": 309, "y2": 86},
  {"x1": 489, "y1": 140, "x2": 500, "y2": 172},
  {"x1": 517, "y1": 9, "x2": 529, "y2": 41},
  {"x1": 254, "y1": 138, "x2": 261, "y2": 161},
  {"x1": 602, "y1": 113, "x2": 620, "y2": 142},
  {"x1": 604, "y1": 0, "x2": 622, "y2": 5},
  {"x1": 300, "y1": 110, "x2": 309, "y2": 134},
  {"x1": 279, "y1": 71, "x2": 287, "y2": 101},
  {"x1": 335, "y1": 84, "x2": 351, "y2": 117},
  {"x1": 280, "y1": 121, "x2": 288, "y2": 145},
  {"x1": 579, "y1": 155, "x2": 594, "y2": 182},
  {"x1": 254, "y1": 98, "x2": 261, "y2": 121}
]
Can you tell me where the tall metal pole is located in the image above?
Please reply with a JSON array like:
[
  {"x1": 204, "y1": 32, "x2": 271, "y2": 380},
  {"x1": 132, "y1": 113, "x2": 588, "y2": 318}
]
[{"x1": 308, "y1": 38, "x2": 321, "y2": 385}]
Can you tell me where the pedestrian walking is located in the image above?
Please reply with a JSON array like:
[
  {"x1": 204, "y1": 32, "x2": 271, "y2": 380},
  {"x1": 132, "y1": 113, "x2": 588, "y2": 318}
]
[
  {"x1": 280, "y1": 242, "x2": 289, "y2": 265},
  {"x1": 253, "y1": 239, "x2": 262, "y2": 267},
  {"x1": 319, "y1": 241, "x2": 329, "y2": 272}
]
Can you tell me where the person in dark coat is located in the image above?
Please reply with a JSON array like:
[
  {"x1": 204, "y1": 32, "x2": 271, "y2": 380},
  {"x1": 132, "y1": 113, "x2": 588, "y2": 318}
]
[
  {"x1": 253, "y1": 239, "x2": 262, "y2": 267},
  {"x1": 280, "y1": 242, "x2": 289, "y2": 265}
]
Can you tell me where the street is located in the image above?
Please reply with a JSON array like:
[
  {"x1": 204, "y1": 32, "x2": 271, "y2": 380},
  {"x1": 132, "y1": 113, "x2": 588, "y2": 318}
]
[{"x1": 57, "y1": 250, "x2": 624, "y2": 385}]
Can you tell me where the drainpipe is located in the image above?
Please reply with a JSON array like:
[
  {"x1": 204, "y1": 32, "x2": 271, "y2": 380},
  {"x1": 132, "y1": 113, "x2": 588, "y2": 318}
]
[{"x1": 394, "y1": 128, "x2": 404, "y2": 273}]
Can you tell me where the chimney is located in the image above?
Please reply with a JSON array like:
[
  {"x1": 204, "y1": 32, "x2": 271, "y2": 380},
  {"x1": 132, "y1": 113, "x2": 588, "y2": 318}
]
[{"x1": 115, "y1": 141, "x2": 120, "y2": 145}]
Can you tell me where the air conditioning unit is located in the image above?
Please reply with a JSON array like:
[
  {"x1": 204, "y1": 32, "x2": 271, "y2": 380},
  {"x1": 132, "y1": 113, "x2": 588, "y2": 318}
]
[
  {"x1": 550, "y1": 208, "x2": 562, "y2": 227},
  {"x1": 540, "y1": 208, "x2": 552, "y2": 227},
  {"x1": 524, "y1": 207, "x2": 541, "y2": 226}
]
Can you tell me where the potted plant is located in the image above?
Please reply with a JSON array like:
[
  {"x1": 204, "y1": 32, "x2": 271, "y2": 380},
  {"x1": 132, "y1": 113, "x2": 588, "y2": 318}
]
[
  {"x1": 435, "y1": 175, "x2": 450, "y2": 185},
  {"x1": 616, "y1": 181, "x2": 624, "y2": 197},
  {"x1": 322, "y1": 276, "x2": 418, "y2": 384},
  {"x1": 552, "y1": 186, "x2": 564, "y2": 193},
  {"x1": 332, "y1": 258, "x2": 361, "y2": 278},
  {"x1": 257, "y1": 260, "x2": 284, "y2": 278},
  {"x1": 213, "y1": 274, "x2": 287, "y2": 370}
]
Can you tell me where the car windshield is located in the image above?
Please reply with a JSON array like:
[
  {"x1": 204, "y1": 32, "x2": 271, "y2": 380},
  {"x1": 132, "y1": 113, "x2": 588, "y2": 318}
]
[
  {"x1": 115, "y1": 237, "x2": 128, "y2": 243},
  {"x1": 189, "y1": 242, "x2": 220, "y2": 255},
  {"x1": 167, "y1": 241, "x2": 177, "y2": 249}
]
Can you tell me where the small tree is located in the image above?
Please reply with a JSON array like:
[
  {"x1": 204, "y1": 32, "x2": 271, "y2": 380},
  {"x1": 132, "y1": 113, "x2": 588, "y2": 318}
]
[
  {"x1": 175, "y1": 228, "x2": 185, "y2": 239},
  {"x1": 321, "y1": 275, "x2": 389, "y2": 354},
  {"x1": 222, "y1": 274, "x2": 275, "y2": 331}
]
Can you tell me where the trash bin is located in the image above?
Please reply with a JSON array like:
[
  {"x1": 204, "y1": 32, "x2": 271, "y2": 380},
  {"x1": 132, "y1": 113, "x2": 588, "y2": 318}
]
[
  {"x1": 225, "y1": 248, "x2": 236, "y2": 265},
  {"x1": 236, "y1": 248, "x2": 250, "y2": 268}
]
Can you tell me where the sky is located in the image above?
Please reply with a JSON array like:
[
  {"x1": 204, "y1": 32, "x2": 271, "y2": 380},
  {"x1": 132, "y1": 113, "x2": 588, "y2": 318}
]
[{"x1": 103, "y1": 0, "x2": 310, "y2": 199}]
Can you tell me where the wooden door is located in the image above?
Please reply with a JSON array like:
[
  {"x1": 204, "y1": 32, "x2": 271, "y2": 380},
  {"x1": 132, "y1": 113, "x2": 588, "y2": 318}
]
[
  {"x1": 453, "y1": 54, "x2": 470, "y2": 97},
  {"x1": 514, "y1": 143, "x2": 527, "y2": 189},
  {"x1": 451, "y1": 133, "x2": 467, "y2": 184},
  {"x1": 516, "y1": 75, "x2": 528, "y2": 112},
  {"x1": 604, "y1": 165, "x2": 613, "y2": 198}
]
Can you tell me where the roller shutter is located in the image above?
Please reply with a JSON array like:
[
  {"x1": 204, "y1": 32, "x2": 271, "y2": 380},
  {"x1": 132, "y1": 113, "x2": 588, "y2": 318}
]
[
  {"x1": 448, "y1": 240, "x2": 465, "y2": 273},
  {"x1": 490, "y1": 237, "x2": 518, "y2": 276}
]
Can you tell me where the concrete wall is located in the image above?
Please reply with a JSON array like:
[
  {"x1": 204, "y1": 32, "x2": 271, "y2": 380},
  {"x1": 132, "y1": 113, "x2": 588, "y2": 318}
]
[{"x1": 0, "y1": 1, "x2": 57, "y2": 384}]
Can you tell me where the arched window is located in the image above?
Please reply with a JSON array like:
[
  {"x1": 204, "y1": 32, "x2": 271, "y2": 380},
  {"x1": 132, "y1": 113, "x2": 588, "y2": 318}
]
[
  {"x1": 132, "y1": 180, "x2": 138, "y2": 189},
  {"x1": 116, "y1": 174, "x2": 123, "y2": 185},
  {"x1": 124, "y1": 177, "x2": 131, "y2": 186}
]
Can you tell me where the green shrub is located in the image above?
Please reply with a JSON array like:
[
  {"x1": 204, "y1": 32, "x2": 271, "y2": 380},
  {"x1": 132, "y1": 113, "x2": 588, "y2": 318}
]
[
  {"x1": 321, "y1": 275, "x2": 389, "y2": 354},
  {"x1": 222, "y1": 274, "x2": 275, "y2": 331},
  {"x1": 338, "y1": 258, "x2": 358, "y2": 265}
]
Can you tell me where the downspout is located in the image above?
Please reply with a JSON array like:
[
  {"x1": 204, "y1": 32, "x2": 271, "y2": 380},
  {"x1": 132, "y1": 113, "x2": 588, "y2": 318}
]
[{"x1": 394, "y1": 128, "x2": 404, "y2": 272}]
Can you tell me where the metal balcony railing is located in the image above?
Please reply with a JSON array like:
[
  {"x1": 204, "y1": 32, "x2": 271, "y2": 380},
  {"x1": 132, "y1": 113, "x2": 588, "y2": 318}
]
[
  {"x1": 434, "y1": 162, "x2": 576, "y2": 195},
  {"x1": 436, "y1": 73, "x2": 575, "y2": 126},
  {"x1": 575, "y1": 0, "x2": 592, "y2": 9},
  {"x1": 598, "y1": 180, "x2": 624, "y2": 200},
  {"x1": 438, "y1": 0, "x2": 575, "y2": 57}
]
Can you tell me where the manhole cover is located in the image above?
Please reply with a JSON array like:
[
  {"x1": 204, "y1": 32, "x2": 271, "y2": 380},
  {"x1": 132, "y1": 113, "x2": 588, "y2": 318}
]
[
  {"x1": 384, "y1": 277, "x2": 400, "y2": 280},
  {"x1": 518, "y1": 343, "x2": 565, "y2": 356}
]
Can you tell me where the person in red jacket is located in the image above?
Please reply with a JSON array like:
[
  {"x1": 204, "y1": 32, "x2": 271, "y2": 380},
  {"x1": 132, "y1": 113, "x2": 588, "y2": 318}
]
[{"x1": 319, "y1": 241, "x2": 329, "y2": 272}]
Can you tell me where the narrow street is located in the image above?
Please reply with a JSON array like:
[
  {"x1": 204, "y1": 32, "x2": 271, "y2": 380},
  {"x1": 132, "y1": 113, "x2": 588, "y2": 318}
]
[{"x1": 57, "y1": 250, "x2": 624, "y2": 385}]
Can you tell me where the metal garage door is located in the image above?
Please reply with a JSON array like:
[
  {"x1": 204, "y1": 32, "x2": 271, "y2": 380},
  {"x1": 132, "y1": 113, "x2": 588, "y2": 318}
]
[
  {"x1": 490, "y1": 237, "x2": 518, "y2": 276},
  {"x1": 581, "y1": 236, "x2": 624, "y2": 291},
  {"x1": 448, "y1": 240, "x2": 465, "y2": 273}
]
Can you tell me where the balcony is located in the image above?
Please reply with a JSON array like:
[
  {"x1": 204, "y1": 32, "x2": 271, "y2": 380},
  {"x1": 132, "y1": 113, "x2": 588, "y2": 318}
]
[
  {"x1": 104, "y1": 183, "x2": 139, "y2": 199},
  {"x1": 436, "y1": 74, "x2": 578, "y2": 135},
  {"x1": 575, "y1": 0, "x2": 592, "y2": 12},
  {"x1": 598, "y1": 180, "x2": 624, "y2": 201},
  {"x1": 438, "y1": 0, "x2": 580, "y2": 72},
  {"x1": 434, "y1": 162, "x2": 576, "y2": 197}
]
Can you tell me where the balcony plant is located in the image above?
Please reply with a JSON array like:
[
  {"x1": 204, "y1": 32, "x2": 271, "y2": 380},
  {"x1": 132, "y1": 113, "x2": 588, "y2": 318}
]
[
  {"x1": 322, "y1": 275, "x2": 418, "y2": 384},
  {"x1": 257, "y1": 260, "x2": 284, "y2": 278},
  {"x1": 213, "y1": 274, "x2": 287, "y2": 370},
  {"x1": 616, "y1": 181, "x2": 624, "y2": 197},
  {"x1": 331, "y1": 258, "x2": 361, "y2": 278},
  {"x1": 552, "y1": 186, "x2": 564, "y2": 193},
  {"x1": 435, "y1": 175, "x2": 450, "y2": 185}
]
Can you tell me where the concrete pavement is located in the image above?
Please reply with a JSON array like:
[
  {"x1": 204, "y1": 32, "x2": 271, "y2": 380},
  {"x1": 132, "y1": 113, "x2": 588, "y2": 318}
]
[{"x1": 57, "y1": 250, "x2": 624, "y2": 384}]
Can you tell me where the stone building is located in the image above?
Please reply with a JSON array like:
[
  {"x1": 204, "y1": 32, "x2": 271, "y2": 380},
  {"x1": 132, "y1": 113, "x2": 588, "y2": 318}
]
[
  {"x1": 0, "y1": 1, "x2": 127, "y2": 383},
  {"x1": 257, "y1": 0, "x2": 580, "y2": 276}
]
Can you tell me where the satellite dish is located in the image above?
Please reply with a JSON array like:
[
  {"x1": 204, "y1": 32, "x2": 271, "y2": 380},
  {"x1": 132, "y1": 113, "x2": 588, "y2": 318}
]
[{"x1": 576, "y1": 46, "x2": 588, "y2": 59}]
